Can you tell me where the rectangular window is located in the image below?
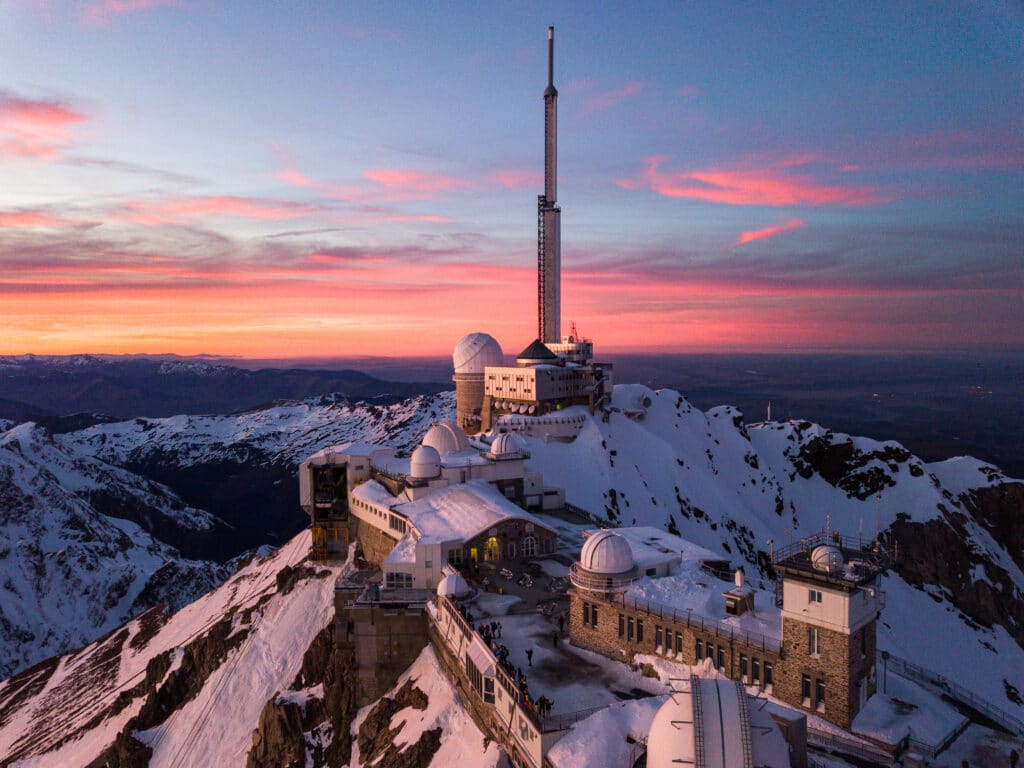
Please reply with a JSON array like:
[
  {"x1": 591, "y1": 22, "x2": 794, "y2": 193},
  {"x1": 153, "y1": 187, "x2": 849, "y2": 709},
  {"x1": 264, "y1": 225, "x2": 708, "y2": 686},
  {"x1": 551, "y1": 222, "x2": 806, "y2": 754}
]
[
  {"x1": 716, "y1": 646, "x2": 724, "y2": 670},
  {"x1": 740, "y1": 654, "x2": 748, "y2": 680},
  {"x1": 590, "y1": 604, "x2": 598, "y2": 628},
  {"x1": 446, "y1": 549, "x2": 463, "y2": 565},
  {"x1": 809, "y1": 589, "x2": 823, "y2": 603},
  {"x1": 583, "y1": 602, "x2": 590, "y2": 627},
  {"x1": 655, "y1": 626, "x2": 663, "y2": 651},
  {"x1": 752, "y1": 657, "x2": 760, "y2": 684},
  {"x1": 619, "y1": 613, "x2": 625, "y2": 638},
  {"x1": 764, "y1": 662, "x2": 774, "y2": 687},
  {"x1": 675, "y1": 631, "x2": 683, "y2": 655},
  {"x1": 809, "y1": 627, "x2": 820, "y2": 657},
  {"x1": 696, "y1": 639, "x2": 703, "y2": 659},
  {"x1": 627, "y1": 617, "x2": 635, "y2": 641},
  {"x1": 636, "y1": 620, "x2": 644, "y2": 643},
  {"x1": 425, "y1": 560, "x2": 432, "y2": 569},
  {"x1": 801, "y1": 674, "x2": 811, "y2": 706},
  {"x1": 483, "y1": 677, "x2": 495, "y2": 704},
  {"x1": 816, "y1": 679, "x2": 826, "y2": 711}
]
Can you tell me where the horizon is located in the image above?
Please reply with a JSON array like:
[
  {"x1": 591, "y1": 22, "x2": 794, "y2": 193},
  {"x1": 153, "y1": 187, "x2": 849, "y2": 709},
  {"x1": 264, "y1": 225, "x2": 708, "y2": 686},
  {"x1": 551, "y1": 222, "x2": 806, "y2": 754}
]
[{"x1": 1, "y1": 3, "x2": 1022, "y2": 357}]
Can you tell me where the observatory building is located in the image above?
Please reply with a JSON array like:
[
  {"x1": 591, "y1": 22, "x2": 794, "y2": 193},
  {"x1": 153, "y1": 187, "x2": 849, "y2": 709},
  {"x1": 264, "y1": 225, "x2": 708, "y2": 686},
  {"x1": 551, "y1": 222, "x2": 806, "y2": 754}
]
[
  {"x1": 453, "y1": 28, "x2": 612, "y2": 439},
  {"x1": 567, "y1": 527, "x2": 889, "y2": 730}
]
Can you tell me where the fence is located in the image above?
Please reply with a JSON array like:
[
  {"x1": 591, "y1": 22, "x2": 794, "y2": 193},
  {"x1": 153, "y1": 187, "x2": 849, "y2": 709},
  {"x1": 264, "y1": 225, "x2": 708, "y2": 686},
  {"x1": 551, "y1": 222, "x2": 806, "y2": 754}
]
[
  {"x1": 562, "y1": 501, "x2": 620, "y2": 528},
  {"x1": 883, "y1": 651, "x2": 1024, "y2": 736},
  {"x1": 806, "y1": 726, "x2": 895, "y2": 766},
  {"x1": 617, "y1": 593, "x2": 781, "y2": 654}
]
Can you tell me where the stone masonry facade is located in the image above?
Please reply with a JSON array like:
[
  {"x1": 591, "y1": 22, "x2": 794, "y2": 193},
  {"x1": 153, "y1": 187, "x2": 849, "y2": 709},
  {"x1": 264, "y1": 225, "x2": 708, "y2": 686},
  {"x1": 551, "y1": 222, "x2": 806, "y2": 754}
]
[
  {"x1": 775, "y1": 617, "x2": 877, "y2": 730},
  {"x1": 568, "y1": 589, "x2": 781, "y2": 690}
]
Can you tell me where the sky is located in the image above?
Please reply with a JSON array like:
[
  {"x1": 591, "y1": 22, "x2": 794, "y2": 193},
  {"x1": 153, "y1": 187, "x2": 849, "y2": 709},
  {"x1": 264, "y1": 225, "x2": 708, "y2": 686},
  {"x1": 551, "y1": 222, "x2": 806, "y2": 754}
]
[{"x1": 0, "y1": 1, "x2": 1021, "y2": 359}]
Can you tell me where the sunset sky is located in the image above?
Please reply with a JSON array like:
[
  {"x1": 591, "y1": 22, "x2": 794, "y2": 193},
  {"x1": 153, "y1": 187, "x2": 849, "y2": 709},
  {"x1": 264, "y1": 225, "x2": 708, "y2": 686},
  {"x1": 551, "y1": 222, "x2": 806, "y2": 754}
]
[{"x1": 1, "y1": 1, "x2": 1021, "y2": 358}]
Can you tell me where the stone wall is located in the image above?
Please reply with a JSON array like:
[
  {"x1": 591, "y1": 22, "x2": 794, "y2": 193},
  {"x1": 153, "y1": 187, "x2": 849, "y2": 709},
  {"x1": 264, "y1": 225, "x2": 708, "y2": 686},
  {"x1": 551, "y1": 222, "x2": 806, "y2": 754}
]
[
  {"x1": 351, "y1": 517, "x2": 400, "y2": 567},
  {"x1": 776, "y1": 617, "x2": 872, "y2": 730},
  {"x1": 568, "y1": 589, "x2": 780, "y2": 686},
  {"x1": 463, "y1": 518, "x2": 557, "y2": 564}
]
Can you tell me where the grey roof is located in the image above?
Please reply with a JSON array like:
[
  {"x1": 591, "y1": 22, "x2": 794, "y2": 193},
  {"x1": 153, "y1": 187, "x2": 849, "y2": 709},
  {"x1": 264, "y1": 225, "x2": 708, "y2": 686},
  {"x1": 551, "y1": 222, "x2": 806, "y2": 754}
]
[{"x1": 517, "y1": 339, "x2": 557, "y2": 360}]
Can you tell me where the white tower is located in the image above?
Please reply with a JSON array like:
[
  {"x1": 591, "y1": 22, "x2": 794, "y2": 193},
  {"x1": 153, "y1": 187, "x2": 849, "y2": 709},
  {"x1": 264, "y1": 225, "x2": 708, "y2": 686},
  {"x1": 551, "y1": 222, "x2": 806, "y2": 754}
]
[{"x1": 538, "y1": 26, "x2": 561, "y2": 344}]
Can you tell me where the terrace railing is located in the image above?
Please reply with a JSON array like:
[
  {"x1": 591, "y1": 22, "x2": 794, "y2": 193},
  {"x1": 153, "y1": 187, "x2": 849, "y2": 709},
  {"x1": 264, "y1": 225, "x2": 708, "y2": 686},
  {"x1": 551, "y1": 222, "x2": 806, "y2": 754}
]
[
  {"x1": 806, "y1": 726, "x2": 895, "y2": 766},
  {"x1": 883, "y1": 651, "x2": 1024, "y2": 736}
]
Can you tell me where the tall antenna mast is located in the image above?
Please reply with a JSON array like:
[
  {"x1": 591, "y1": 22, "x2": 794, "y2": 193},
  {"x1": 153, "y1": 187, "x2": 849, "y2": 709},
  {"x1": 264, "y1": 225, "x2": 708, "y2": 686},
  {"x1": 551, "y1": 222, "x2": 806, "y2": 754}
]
[{"x1": 537, "y1": 26, "x2": 561, "y2": 344}]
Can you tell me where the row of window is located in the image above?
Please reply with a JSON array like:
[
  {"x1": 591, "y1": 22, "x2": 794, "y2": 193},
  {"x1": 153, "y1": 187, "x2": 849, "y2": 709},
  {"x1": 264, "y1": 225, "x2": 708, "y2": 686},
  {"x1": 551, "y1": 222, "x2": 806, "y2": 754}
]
[
  {"x1": 802, "y1": 674, "x2": 826, "y2": 712},
  {"x1": 388, "y1": 514, "x2": 407, "y2": 534},
  {"x1": 739, "y1": 653, "x2": 774, "y2": 688},
  {"x1": 654, "y1": 626, "x2": 684, "y2": 656},
  {"x1": 385, "y1": 572, "x2": 412, "y2": 588},
  {"x1": 581, "y1": 601, "x2": 599, "y2": 628},
  {"x1": 618, "y1": 613, "x2": 644, "y2": 642}
]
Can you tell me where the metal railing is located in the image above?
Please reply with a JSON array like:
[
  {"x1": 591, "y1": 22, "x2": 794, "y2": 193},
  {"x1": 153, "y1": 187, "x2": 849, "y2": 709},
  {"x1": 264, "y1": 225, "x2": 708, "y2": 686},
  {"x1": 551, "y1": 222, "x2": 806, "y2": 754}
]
[
  {"x1": 616, "y1": 593, "x2": 781, "y2": 654},
  {"x1": 568, "y1": 562, "x2": 639, "y2": 591},
  {"x1": 807, "y1": 726, "x2": 895, "y2": 766},
  {"x1": 771, "y1": 529, "x2": 893, "y2": 570},
  {"x1": 883, "y1": 651, "x2": 1024, "y2": 736},
  {"x1": 563, "y1": 501, "x2": 620, "y2": 528}
]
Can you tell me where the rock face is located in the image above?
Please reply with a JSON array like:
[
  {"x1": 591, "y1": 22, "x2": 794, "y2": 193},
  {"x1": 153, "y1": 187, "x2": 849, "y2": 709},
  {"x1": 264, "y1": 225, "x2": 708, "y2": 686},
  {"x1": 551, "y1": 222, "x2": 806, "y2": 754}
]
[{"x1": 357, "y1": 679, "x2": 440, "y2": 768}]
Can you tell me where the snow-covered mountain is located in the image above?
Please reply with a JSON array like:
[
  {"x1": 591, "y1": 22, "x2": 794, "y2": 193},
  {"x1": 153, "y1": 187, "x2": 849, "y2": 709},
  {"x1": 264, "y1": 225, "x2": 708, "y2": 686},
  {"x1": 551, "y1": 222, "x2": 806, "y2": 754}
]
[
  {"x1": 0, "y1": 395, "x2": 452, "y2": 679},
  {"x1": 0, "y1": 383, "x2": 1021, "y2": 766}
]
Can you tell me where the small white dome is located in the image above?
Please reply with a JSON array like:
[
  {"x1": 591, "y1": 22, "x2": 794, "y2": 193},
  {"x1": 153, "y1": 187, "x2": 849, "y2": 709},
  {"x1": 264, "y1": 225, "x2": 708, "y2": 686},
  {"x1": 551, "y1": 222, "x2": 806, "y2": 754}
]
[
  {"x1": 488, "y1": 432, "x2": 527, "y2": 459},
  {"x1": 437, "y1": 572, "x2": 471, "y2": 598},
  {"x1": 647, "y1": 690, "x2": 696, "y2": 768},
  {"x1": 580, "y1": 531, "x2": 634, "y2": 575},
  {"x1": 811, "y1": 545, "x2": 844, "y2": 573},
  {"x1": 409, "y1": 445, "x2": 441, "y2": 478},
  {"x1": 453, "y1": 332, "x2": 504, "y2": 375},
  {"x1": 422, "y1": 422, "x2": 471, "y2": 454}
]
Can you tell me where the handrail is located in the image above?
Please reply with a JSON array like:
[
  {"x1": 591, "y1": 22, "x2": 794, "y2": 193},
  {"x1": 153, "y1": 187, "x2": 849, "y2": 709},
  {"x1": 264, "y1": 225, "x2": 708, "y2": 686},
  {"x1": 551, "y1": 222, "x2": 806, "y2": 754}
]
[
  {"x1": 806, "y1": 726, "x2": 895, "y2": 765},
  {"x1": 617, "y1": 593, "x2": 781, "y2": 653},
  {"x1": 563, "y1": 501, "x2": 619, "y2": 528},
  {"x1": 883, "y1": 651, "x2": 1024, "y2": 735}
]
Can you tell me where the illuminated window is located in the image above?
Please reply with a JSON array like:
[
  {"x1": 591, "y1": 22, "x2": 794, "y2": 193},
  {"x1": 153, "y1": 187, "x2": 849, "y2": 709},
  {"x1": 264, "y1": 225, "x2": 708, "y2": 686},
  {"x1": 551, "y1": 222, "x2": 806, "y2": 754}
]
[{"x1": 484, "y1": 537, "x2": 500, "y2": 561}]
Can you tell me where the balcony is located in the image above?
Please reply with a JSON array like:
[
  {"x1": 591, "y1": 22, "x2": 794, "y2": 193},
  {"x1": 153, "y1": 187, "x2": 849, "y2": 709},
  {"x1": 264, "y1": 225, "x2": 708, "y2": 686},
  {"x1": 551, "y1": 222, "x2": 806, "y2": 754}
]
[{"x1": 569, "y1": 562, "x2": 639, "y2": 592}]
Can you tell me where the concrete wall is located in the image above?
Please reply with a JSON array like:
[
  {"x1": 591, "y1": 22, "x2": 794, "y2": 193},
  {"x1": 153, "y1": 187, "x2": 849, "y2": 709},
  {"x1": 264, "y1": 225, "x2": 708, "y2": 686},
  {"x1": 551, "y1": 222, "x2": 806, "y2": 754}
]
[{"x1": 781, "y1": 575, "x2": 880, "y2": 633}]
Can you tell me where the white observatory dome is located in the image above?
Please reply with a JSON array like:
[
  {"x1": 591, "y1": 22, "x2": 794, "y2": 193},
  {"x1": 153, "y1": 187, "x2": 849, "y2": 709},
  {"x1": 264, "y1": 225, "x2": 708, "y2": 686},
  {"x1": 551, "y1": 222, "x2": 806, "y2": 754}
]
[
  {"x1": 453, "y1": 332, "x2": 504, "y2": 375},
  {"x1": 488, "y1": 432, "x2": 527, "y2": 459},
  {"x1": 422, "y1": 421, "x2": 471, "y2": 455},
  {"x1": 580, "y1": 531, "x2": 634, "y2": 575},
  {"x1": 646, "y1": 690, "x2": 696, "y2": 768},
  {"x1": 409, "y1": 445, "x2": 441, "y2": 479},
  {"x1": 437, "y1": 571, "x2": 471, "y2": 598},
  {"x1": 811, "y1": 545, "x2": 844, "y2": 574}
]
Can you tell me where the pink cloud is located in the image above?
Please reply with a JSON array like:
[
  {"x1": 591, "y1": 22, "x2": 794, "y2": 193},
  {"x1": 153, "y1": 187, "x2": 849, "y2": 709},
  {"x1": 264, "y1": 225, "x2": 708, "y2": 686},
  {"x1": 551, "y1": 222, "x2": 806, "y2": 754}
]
[
  {"x1": 488, "y1": 168, "x2": 543, "y2": 190},
  {"x1": 362, "y1": 168, "x2": 475, "y2": 201},
  {"x1": 81, "y1": 0, "x2": 178, "y2": 26},
  {"x1": 618, "y1": 155, "x2": 888, "y2": 206},
  {"x1": 734, "y1": 218, "x2": 806, "y2": 246},
  {"x1": 121, "y1": 195, "x2": 318, "y2": 224},
  {"x1": 0, "y1": 209, "x2": 87, "y2": 228},
  {"x1": 583, "y1": 81, "x2": 643, "y2": 115},
  {"x1": 270, "y1": 142, "x2": 313, "y2": 187},
  {"x1": 0, "y1": 90, "x2": 87, "y2": 158}
]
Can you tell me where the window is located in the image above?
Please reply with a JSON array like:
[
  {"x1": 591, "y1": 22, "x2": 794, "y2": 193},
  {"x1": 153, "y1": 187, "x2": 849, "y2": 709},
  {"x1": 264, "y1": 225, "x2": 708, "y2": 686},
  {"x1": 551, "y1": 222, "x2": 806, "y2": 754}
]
[
  {"x1": 590, "y1": 604, "x2": 598, "y2": 628},
  {"x1": 583, "y1": 602, "x2": 591, "y2": 626},
  {"x1": 447, "y1": 548, "x2": 463, "y2": 565},
  {"x1": 507, "y1": 542, "x2": 516, "y2": 559},
  {"x1": 483, "y1": 676, "x2": 495, "y2": 704},
  {"x1": 425, "y1": 560, "x2": 433, "y2": 569},
  {"x1": 675, "y1": 631, "x2": 683, "y2": 655},
  {"x1": 716, "y1": 646, "x2": 724, "y2": 670},
  {"x1": 752, "y1": 657, "x2": 760, "y2": 684},
  {"x1": 655, "y1": 626, "x2": 663, "y2": 651},
  {"x1": 385, "y1": 572, "x2": 412, "y2": 589},
  {"x1": 816, "y1": 679, "x2": 826, "y2": 712},
  {"x1": 808, "y1": 627, "x2": 820, "y2": 657},
  {"x1": 636, "y1": 619, "x2": 644, "y2": 643},
  {"x1": 627, "y1": 617, "x2": 635, "y2": 641},
  {"x1": 809, "y1": 589, "x2": 823, "y2": 603},
  {"x1": 740, "y1": 654, "x2": 748, "y2": 681},
  {"x1": 801, "y1": 674, "x2": 811, "y2": 707},
  {"x1": 696, "y1": 639, "x2": 704, "y2": 659},
  {"x1": 522, "y1": 535, "x2": 537, "y2": 557},
  {"x1": 484, "y1": 537, "x2": 500, "y2": 561},
  {"x1": 618, "y1": 613, "x2": 625, "y2": 638},
  {"x1": 388, "y1": 514, "x2": 407, "y2": 534},
  {"x1": 764, "y1": 662, "x2": 774, "y2": 688}
]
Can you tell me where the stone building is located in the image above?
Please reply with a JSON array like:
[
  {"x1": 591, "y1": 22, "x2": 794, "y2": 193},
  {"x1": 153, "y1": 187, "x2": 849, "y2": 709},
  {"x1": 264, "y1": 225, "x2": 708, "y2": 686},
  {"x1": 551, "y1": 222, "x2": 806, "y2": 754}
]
[{"x1": 567, "y1": 526, "x2": 888, "y2": 731}]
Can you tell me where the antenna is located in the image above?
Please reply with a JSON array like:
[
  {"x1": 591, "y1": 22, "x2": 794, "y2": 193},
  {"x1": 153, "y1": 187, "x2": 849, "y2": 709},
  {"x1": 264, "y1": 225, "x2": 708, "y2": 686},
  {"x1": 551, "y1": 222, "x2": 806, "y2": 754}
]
[{"x1": 548, "y1": 26, "x2": 554, "y2": 88}]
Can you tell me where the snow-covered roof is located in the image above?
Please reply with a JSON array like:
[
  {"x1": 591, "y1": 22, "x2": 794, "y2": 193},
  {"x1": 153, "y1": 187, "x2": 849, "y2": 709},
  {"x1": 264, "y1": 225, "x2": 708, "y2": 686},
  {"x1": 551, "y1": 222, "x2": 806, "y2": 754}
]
[
  {"x1": 393, "y1": 480, "x2": 554, "y2": 544},
  {"x1": 383, "y1": 532, "x2": 417, "y2": 565},
  {"x1": 351, "y1": 479, "x2": 398, "y2": 509},
  {"x1": 580, "y1": 531, "x2": 635, "y2": 575},
  {"x1": 303, "y1": 441, "x2": 393, "y2": 464},
  {"x1": 588, "y1": 526, "x2": 702, "y2": 572}
]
